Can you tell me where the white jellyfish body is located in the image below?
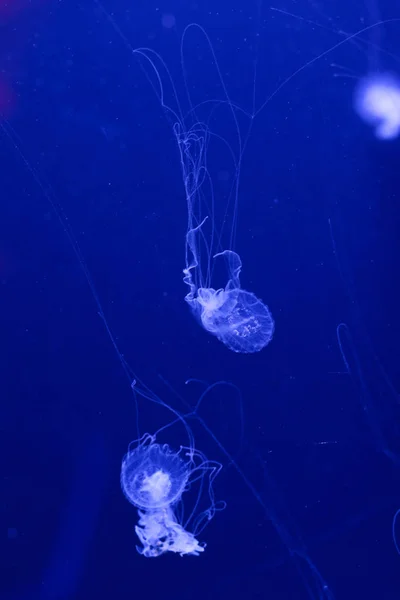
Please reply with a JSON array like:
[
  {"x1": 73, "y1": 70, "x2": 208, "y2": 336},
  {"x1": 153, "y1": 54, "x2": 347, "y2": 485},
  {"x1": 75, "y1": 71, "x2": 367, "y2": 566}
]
[
  {"x1": 121, "y1": 433, "x2": 221, "y2": 557},
  {"x1": 199, "y1": 287, "x2": 275, "y2": 353},
  {"x1": 184, "y1": 245, "x2": 275, "y2": 353},
  {"x1": 354, "y1": 73, "x2": 400, "y2": 140}
]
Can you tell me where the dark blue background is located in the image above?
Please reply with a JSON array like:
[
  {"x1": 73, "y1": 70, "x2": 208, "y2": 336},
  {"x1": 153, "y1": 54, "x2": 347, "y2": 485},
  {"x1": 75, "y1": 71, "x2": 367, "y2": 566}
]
[{"x1": 1, "y1": 0, "x2": 400, "y2": 598}]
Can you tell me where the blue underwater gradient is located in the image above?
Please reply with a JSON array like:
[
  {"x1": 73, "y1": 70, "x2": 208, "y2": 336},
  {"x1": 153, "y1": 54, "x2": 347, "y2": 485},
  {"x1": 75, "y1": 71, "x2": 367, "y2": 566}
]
[{"x1": 1, "y1": 0, "x2": 400, "y2": 598}]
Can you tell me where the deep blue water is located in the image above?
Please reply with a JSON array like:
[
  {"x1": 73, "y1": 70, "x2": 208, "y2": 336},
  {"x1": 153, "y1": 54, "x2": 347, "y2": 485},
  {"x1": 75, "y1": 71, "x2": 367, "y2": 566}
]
[{"x1": 1, "y1": 0, "x2": 400, "y2": 598}]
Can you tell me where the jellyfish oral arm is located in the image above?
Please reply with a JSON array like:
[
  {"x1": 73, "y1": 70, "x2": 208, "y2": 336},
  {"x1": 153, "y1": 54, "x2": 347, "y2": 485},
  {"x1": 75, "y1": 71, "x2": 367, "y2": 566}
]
[
  {"x1": 183, "y1": 217, "x2": 209, "y2": 309},
  {"x1": 135, "y1": 508, "x2": 205, "y2": 557}
]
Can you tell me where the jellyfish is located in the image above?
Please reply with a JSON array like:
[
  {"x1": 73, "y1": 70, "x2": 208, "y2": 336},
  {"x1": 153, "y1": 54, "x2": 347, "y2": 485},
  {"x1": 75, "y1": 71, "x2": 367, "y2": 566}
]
[
  {"x1": 121, "y1": 26, "x2": 275, "y2": 353},
  {"x1": 5, "y1": 6, "x2": 380, "y2": 594},
  {"x1": 184, "y1": 244, "x2": 275, "y2": 353},
  {"x1": 350, "y1": 0, "x2": 400, "y2": 140},
  {"x1": 120, "y1": 431, "x2": 222, "y2": 557},
  {"x1": 270, "y1": 6, "x2": 400, "y2": 140},
  {"x1": 116, "y1": 378, "x2": 335, "y2": 596},
  {"x1": 354, "y1": 73, "x2": 400, "y2": 139}
]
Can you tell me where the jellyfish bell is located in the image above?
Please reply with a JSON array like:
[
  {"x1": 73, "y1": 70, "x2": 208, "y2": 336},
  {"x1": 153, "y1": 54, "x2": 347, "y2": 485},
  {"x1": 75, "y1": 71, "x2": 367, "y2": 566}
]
[
  {"x1": 121, "y1": 434, "x2": 190, "y2": 511},
  {"x1": 184, "y1": 229, "x2": 275, "y2": 353},
  {"x1": 121, "y1": 431, "x2": 222, "y2": 557},
  {"x1": 199, "y1": 287, "x2": 275, "y2": 354}
]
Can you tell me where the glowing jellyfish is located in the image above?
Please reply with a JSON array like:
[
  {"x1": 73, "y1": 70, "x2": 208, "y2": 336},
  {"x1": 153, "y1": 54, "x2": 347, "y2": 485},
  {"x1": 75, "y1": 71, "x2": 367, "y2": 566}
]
[
  {"x1": 269, "y1": 7, "x2": 400, "y2": 141},
  {"x1": 126, "y1": 27, "x2": 275, "y2": 353},
  {"x1": 116, "y1": 379, "x2": 335, "y2": 596},
  {"x1": 349, "y1": 1, "x2": 400, "y2": 139},
  {"x1": 7, "y1": 7, "x2": 372, "y2": 593},
  {"x1": 121, "y1": 431, "x2": 222, "y2": 557},
  {"x1": 184, "y1": 245, "x2": 275, "y2": 353},
  {"x1": 354, "y1": 74, "x2": 400, "y2": 139}
]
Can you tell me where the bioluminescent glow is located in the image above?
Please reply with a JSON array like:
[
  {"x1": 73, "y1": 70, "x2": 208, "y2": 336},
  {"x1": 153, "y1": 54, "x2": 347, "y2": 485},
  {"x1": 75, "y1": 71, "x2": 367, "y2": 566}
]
[
  {"x1": 121, "y1": 432, "x2": 221, "y2": 557},
  {"x1": 354, "y1": 74, "x2": 400, "y2": 139}
]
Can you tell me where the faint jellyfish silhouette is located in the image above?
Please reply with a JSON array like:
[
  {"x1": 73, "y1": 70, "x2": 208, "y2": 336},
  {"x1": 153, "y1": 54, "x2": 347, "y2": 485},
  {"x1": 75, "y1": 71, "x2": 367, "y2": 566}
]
[
  {"x1": 336, "y1": 321, "x2": 400, "y2": 559},
  {"x1": 270, "y1": 6, "x2": 400, "y2": 140},
  {"x1": 121, "y1": 429, "x2": 222, "y2": 557},
  {"x1": 393, "y1": 509, "x2": 400, "y2": 556},
  {"x1": 128, "y1": 25, "x2": 275, "y2": 353},
  {"x1": 330, "y1": 219, "x2": 400, "y2": 559},
  {"x1": 329, "y1": 218, "x2": 400, "y2": 463},
  {"x1": 354, "y1": 74, "x2": 400, "y2": 139},
  {"x1": 161, "y1": 13, "x2": 176, "y2": 30},
  {"x1": 351, "y1": 0, "x2": 400, "y2": 140}
]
